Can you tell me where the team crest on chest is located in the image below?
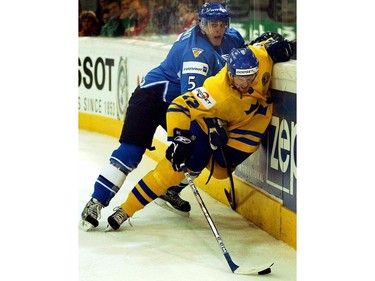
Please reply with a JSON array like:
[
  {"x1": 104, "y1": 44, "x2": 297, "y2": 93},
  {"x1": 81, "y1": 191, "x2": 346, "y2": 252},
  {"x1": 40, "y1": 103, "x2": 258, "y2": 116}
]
[
  {"x1": 262, "y1": 72, "x2": 271, "y2": 86},
  {"x1": 192, "y1": 48, "x2": 204, "y2": 58}
]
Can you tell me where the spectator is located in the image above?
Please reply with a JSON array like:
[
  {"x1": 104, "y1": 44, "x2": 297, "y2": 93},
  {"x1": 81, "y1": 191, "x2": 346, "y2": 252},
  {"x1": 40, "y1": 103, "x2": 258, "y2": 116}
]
[
  {"x1": 98, "y1": 0, "x2": 107, "y2": 10},
  {"x1": 120, "y1": 0, "x2": 131, "y2": 12},
  {"x1": 123, "y1": 0, "x2": 150, "y2": 36},
  {"x1": 151, "y1": 0, "x2": 175, "y2": 34},
  {"x1": 176, "y1": 1, "x2": 196, "y2": 33},
  {"x1": 97, "y1": 0, "x2": 109, "y2": 26},
  {"x1": 80, "y1": 0, "x2": 103, "y2": 25},
  {"x1": 79, "y1": 10, "x2": 101, "y2": 36},
  {"x1": 101, "y1": 8, "x2": 111, "y2": 25},
  {"x1": 268, "y1": 0, "x2": 297, "y2": 23},
  {"x1": 119, "y1": 0, "x2": 132, "y2": 34},
  {"x1": 100, "y1": 0, "x2": 124, "y2": 37}
]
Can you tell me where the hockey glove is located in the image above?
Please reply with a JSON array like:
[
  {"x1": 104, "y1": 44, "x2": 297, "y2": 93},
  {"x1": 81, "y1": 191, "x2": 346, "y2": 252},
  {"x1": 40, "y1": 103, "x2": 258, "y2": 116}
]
[
  {"x1": 264, "y1": 39, "x2": 294, "y2": 63},
  {"x1": 166, "y1": 129, "x2": 196, "y2": 171},
  {"x1": 204, "y1": 118, "x2": 228, "y2": 151}
]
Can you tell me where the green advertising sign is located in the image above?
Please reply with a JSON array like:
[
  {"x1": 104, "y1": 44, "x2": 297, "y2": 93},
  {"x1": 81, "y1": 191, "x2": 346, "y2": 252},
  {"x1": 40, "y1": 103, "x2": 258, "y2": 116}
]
[{"x1": 231, "y1": 20, "x2": 296, "y2": 42}]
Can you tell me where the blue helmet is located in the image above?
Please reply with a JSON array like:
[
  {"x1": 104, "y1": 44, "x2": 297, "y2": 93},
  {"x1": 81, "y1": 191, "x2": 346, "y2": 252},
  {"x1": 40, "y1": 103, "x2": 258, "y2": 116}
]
[
  {"x1": 198, "y1": 3, "x2": 230, "y2": 34},
  {"x1": 198, "y1": 3, "x2": 230, "y2": 22},
  {"x1": 227, "y1": 48, "x2": 259, "y2": 76}
]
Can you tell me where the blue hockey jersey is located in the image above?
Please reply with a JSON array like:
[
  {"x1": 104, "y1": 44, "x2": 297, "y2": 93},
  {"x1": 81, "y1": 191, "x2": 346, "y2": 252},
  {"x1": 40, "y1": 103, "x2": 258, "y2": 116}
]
[{"x1": 139, "y1": 25, "x2": 245, "y2": 103}]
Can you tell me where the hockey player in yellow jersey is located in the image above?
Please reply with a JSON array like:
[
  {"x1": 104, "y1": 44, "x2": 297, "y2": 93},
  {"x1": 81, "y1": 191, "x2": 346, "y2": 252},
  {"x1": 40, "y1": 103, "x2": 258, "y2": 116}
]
[{"x1": 105, "y1": 45, "x2": 277, "y2": 230}]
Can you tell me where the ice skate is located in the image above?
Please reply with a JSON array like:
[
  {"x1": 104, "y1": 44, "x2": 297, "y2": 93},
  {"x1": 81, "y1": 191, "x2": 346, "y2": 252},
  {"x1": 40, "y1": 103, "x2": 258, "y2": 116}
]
[
  {"x1": 107, "y1": 207, "x2": 129, "y2": 231},
  {"x1": 80, "y1": 198, "x2": 104, "y2": 231},
  {"x1": 154, "y1": 190, "x2": 191, "y2": 217}
]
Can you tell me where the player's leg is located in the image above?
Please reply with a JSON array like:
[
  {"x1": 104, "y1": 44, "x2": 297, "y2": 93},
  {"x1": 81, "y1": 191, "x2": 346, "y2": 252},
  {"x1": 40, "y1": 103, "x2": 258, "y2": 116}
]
[
  {"x1": 155, "y1": 121, "x2": 211, "y2": 214},
  {"x1": 81, "y1": 85, "x2": 168, "y2": 230},
  {"x1": 81, "y1": 142, "x2": 145, "y2": 230},
  {"x1": 107, "y1": 158, "x2": 186, "y2": 230},
  {"x1": 107, "y1": 121, "x2": 213, "y2": 230},
  {"x1": 154, "y1": 169, "x2": 200, "y2": 214}
]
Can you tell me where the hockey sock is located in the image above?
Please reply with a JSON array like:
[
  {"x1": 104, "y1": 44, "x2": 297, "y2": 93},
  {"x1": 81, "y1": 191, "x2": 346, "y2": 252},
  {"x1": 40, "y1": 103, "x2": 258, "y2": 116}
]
[
  {"x1": 167, "y1": 171, "x2": 200, "y2": 194},
  {"x1": 122, "y1": 158, "x2": 185, "y2": 216},
  {"x1": 92, "y1": 163, "x2": 127, "y2": 206},
  {"x1": 92, "y1": 175, "x2": 120, "y2": 206}
]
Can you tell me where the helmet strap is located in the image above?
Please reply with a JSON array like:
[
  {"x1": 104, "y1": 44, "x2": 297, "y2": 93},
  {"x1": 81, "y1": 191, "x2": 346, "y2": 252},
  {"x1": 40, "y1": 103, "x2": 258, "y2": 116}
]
[
  {"x1": 228, "y1": 72, "x2": 236, "y2": 88},
  {"x1": 198, "y1": 19, "x2": 208, "y2": 35}
]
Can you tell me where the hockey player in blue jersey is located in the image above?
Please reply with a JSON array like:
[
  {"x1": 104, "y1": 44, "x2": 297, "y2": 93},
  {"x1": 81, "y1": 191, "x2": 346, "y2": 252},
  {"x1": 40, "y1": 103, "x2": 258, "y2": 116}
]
[{"x1": 80, "y1": 2, "x2": 246, "y2": 230}]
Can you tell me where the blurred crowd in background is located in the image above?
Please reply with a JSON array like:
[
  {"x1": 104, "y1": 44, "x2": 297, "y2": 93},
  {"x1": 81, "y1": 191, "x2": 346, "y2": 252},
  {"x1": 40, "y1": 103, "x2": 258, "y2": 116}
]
[{"x1": 79, "y1": 0, "x2": 296, "y2": 39}]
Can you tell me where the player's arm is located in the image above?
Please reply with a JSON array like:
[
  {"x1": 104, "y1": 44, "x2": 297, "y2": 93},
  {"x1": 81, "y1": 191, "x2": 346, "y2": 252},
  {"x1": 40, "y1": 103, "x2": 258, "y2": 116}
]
[
  {"x1": 166, "y1": 87, "x2": 219, "y2": 140},
  {"x1": 165, "y1": 91, "x2": 206, "y2": 171},
  {"x1": 165, "y1": 88, "x2": 221, "y2": 171},
  {"x1": 166, "y1": 94, "x2": 193, "y2": 141}
]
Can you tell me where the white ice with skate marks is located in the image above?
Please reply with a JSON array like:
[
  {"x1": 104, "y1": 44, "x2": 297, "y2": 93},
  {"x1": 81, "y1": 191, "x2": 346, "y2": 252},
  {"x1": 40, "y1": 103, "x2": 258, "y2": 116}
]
[{"x1": 79, "y1": 129, "x2": 296, "y2": 281}]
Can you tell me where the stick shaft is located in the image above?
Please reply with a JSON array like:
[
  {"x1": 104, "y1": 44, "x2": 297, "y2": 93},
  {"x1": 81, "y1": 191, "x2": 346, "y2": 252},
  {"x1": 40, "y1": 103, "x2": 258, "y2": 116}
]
[
  {"x1": 180, "y1": 164, "x2": 239, "y2": 272},
  {"x1": 220, "y1": 147, "x2": 236, "y2": 210}
]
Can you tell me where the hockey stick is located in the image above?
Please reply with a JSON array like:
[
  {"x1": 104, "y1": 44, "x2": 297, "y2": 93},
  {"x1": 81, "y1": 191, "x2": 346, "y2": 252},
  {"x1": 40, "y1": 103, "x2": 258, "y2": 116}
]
[
  {"x1": 180, "y1": 163, "x2": 273, "y2": 275},
  {"x1": 220, "y1": 147, "x2": 236, "y2": 210},
  {"x1": 204, "y1": 117, "x2": 236, "y2": 210}
]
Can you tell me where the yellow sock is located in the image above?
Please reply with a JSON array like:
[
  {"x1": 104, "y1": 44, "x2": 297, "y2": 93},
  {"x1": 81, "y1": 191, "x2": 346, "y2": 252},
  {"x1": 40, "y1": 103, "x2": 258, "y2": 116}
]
[{"x1": 121, "y1": 159, "x2": 185, "y2": 217}]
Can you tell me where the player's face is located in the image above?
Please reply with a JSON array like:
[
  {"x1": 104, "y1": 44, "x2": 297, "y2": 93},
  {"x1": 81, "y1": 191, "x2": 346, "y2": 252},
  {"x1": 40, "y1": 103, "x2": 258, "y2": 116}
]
[
  {"x1": 205, "y1": 20, "x2": 227, "y2": 46},
  {"x1": 232, "y1": 74, "x2": 256, "y2": 93}
]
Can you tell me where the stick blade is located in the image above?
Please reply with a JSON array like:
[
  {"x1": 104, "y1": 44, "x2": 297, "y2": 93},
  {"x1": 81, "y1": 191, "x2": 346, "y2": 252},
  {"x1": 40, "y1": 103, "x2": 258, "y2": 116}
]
[{"x1": 233, "y1": 262, "x2": 274, "y2": 275}]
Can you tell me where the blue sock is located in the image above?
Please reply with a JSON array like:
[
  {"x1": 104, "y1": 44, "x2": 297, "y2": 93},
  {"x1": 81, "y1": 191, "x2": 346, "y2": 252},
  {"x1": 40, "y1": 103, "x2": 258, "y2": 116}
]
[{"x1": 92, "y1": 175, "x2": 120, "y2": 206}]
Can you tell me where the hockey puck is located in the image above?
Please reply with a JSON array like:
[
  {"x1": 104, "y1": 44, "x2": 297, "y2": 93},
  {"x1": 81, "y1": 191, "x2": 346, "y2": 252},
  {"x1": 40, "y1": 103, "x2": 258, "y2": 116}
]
[{"x1": 258, "y1": 267, "x2": 271, "y2": 275}]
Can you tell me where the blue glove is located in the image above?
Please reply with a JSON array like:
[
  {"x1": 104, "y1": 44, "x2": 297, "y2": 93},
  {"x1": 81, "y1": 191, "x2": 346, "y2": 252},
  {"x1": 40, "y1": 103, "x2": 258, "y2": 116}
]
[{"x1": 166, "y1": 129, "x2": 195, "y2": 171}]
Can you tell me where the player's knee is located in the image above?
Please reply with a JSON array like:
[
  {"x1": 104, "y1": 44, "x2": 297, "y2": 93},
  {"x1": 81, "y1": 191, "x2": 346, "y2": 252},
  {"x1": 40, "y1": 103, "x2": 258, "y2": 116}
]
[
  {"x1": 153, "y1": 159, "x2": 185, "y2": 188},
  {"x1": 110, "y1": 142, "x2": 146, "y2": 173}
]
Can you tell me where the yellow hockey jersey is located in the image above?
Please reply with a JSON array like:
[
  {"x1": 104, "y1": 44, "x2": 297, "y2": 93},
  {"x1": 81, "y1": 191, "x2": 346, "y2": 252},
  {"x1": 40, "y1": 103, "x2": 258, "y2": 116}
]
[{"x1": 167, "y1": 44, "x2": 274, "y2": 153}]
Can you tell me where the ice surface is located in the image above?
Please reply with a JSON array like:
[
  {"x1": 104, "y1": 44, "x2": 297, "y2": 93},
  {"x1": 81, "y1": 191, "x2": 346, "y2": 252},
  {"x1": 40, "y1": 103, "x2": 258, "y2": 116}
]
[{"x1": 78, "y1": 129, "x2": 296, "y2": 281}]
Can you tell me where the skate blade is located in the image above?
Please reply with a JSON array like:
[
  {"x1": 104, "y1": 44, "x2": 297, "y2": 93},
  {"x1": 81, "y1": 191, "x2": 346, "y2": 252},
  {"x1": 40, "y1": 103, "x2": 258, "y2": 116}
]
[
  {"x1": 79, "y1": 220, "x2": 95, "y2": 231},
  {"x1": 104, "y1": 225, "x2": 113, "y2": 232},
  {"x1": 154, "y1": 198, "x2": 190, "y2": 217}
]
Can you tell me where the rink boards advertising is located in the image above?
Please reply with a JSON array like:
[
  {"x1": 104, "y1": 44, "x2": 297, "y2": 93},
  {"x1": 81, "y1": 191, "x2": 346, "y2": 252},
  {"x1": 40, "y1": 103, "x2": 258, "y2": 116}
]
[{"x1": 235, "y1": 89, "x2": 296, "y2": 212}]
